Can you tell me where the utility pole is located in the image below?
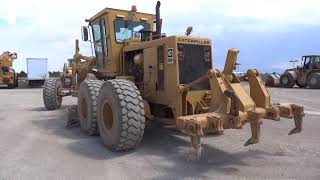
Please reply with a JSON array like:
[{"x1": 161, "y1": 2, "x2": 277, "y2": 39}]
[
  {"x1": 289, "y1": 60, "x2": 298, "y2": 68},
  {"x1": 236, "y1": 62, "x2": 241, "y2": 72}
]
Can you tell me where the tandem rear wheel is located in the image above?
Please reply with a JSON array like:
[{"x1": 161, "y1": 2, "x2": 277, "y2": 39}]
[
  {"x1": 96, "y1": 79, "x2": 145, "y2": 151},
  {"x1": 43, "y1": 78, "x2": 63, "y2": 110}
]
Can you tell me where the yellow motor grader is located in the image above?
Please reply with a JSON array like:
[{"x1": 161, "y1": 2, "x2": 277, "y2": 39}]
[
  {"x1": 0, "y1": 51, "x2": 18, "y2": 88},
  {"x1": 60, "y1": 58, "x2": 75, "y2": 89},
  {"x1": 43, "y1": 1, "x2": 305, "y2": 158}
]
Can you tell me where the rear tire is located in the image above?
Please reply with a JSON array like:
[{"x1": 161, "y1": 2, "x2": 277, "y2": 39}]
[
  {"x1": 7, "y1": 84, "x2": 15, "y2": 88},
  {"x1": 7, "y1": 82, "x2": 15, "y2": 89},
  {"x1": 97, "y1": 79, "x2": 145, "y2": 151},
  {"x1": 78, "y1": 80, "x2": 103, "y2": 136},
  {"x1": 307, "y1": 73, "x2": 320, "y2": 89},
  {"x1": 280, "y1": 73, "x2": 295, "y2": 88},
  {"x1": 14, "y1": 74, "x2": 18, "y2": 88},
  {"x1": 43, "y1": 78, "x2": 62, "y2": 110}
]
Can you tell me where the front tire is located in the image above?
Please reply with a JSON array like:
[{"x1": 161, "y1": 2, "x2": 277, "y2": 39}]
[
  {"x1": 97, "y1": 79, "x2": 145, "y2": 151},
  {"x1": 78, "y1": 80, "x2": 103, "y2": 135},
  {"x1": 307, "y1": 73, "x2": 320, "y2": 89},
  {"x1": 14, "y1": 73, "x2": 18, "y2": 88},
  {"x1": 280, "y1": 73, "x2": 296, "y2": 88},
  {"x1": 43, "y1": 78, "x2": 62, "y2": 110}
]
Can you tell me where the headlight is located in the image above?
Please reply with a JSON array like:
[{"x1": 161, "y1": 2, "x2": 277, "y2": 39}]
[
  {"x1": 178, "y1": 44, "x2": 184, "y2": 61},
  {"x1": 204, "y1": 46, "x2": 211, "y2": 62}
]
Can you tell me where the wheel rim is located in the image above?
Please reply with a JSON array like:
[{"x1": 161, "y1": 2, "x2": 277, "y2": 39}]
[
  {"x1": 282, "y1": 77, "x2": 288, "y2": 84},
  {"x1": 310, "y1": 77, "x2": 317, "y2": 85},
  {"x1": 81, "y1": 98, "x2": 88, "y2": 118},
  {"x1": 102, "y1": 102, "x2": 113, "y2": 130}
]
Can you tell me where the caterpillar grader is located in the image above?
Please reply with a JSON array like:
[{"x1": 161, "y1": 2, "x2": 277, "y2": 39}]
[
  {"x1": 0, "y1": 51, "x2": 18, "y2": 88},
  {"x1": 43, "y1": 1, "x2": 305, "y2": 158},
  {"x1": 60, "y1": 58, "x2": 75, "y2": 89}
]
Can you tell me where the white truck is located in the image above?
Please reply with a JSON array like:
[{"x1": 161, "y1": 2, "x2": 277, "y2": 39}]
[{"x1": 27, "y1": 58, "x2": 48, "y2": 86}]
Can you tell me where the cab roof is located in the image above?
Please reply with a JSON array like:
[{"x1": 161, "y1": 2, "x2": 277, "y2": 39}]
[
  {"x1": 302, "y1": 55, "x2": 320, "y2": 57},
  {"x1": 87, "y1": 7, "x2": 155, "y2": 23}
]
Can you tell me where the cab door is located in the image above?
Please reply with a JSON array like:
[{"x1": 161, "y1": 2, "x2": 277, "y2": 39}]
[{"x1": 91, "y1": 19, "x2": 108, "y2": 69}]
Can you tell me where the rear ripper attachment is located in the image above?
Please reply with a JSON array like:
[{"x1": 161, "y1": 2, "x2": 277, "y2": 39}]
[{"x1": 176, "y1": 49, "x2": 305, "y2": 159}]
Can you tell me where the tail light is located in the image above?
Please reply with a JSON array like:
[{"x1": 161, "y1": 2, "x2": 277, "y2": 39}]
[
  {"x1": 204, "y1": 46, "x2": 211, "y2": 62},
  {"x1": 178, "y1": 44, "x2": 184, "y2": 61}
]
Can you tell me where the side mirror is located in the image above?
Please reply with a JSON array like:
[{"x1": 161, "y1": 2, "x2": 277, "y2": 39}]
[{"x1": 81, "y1": 26, "x2": 89, "y2": 41}]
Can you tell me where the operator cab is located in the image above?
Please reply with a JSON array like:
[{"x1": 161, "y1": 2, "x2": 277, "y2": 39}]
[
  {"x1": 80, "y1": 5, "x2": 155, "y2": 76},
  {"x1": 302, "y1": 55, "x2": 320, "y2": 69}
]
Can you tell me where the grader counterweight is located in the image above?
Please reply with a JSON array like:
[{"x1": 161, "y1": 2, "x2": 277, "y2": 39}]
[{"x1": 43, "y1": 1, "x2": 305, "y2": 159}]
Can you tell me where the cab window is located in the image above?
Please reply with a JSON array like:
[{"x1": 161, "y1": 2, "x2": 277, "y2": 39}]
[
  {"x1": 91, "y1": 19, "x2": 107, "y2": 68},
  {"x1": 314, "y1": 56, "x2": 320, "y2": 64},
  {"x1": 92, "y1": 23, "x2": 101, "y2": 42},
  {"x1": 114, "y1": 19, "x2": 150, "y2": 43},
  {"x1": 304, "y1": 57, "x2": 311, "y2": 66}
]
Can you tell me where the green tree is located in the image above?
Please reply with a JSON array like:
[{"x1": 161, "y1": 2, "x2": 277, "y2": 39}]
[
  {"x1": 49, "y1": 71, "x2": 62, "y2": 77},
  {"x1": 17, "y1": 70, "x2": 27, "y2": 77}
]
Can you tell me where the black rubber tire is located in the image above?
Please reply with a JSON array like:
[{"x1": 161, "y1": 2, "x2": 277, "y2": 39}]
[
  {"x1": 97, "y1": 79, "x2": 145, "y2": 151},
  {"x1": 78, "y1": 80, "x2": 103, "y2": 136},
  {"x1": 296, "y1": 81, "x2": 305, "y2": 88},
  {"x1": 43, "y1": 78, "x2": 62, "y2": 110},
  {"x1": 14, "y1": 73, "x2": 18, "y2": 88},
  {"x1": 7, "y1": 83, "x2": 15, "y2": 89},
  {"x1": 307, "y1": 73, "x2": 320, "y2": 89},
  {"x1": 280, "y1": 73, "x2": 295, "y2": 88}
]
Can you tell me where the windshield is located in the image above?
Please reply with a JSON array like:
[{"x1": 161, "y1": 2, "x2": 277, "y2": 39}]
[
  {"x1": 114, "y1": 19, "x2": 150, "y2": 43},
  {"x1": 313, "y1": 56, "x2": 320, "y2": 64}
]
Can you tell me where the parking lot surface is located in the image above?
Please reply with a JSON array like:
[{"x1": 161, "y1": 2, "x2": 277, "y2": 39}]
[{"x1": 0, "y1": 87, "x2": 319, "y2": 179}]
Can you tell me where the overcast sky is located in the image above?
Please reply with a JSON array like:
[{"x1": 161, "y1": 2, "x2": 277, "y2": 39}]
[{"x1": 0, "y1": 0, "x2": 319, "y2": 73}]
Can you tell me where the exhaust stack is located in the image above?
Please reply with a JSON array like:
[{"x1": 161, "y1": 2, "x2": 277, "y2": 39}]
[{"x1": 154, "y1": 1, "x2": 162, "y2": 39}]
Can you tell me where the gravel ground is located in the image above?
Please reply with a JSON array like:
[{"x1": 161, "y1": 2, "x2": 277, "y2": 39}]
[{"x1": 0, "y1": 87, "x2": 319, "y2": 180}]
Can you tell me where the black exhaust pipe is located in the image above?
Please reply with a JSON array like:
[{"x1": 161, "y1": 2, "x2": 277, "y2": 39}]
[{"x1": 155, "y1": 1, "x2": 161, "y2": 39}]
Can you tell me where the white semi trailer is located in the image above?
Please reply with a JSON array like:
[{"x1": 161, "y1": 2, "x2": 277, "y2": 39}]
[{"x1": 27, "y1": 58, "x2": 48, "y2": 86}]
